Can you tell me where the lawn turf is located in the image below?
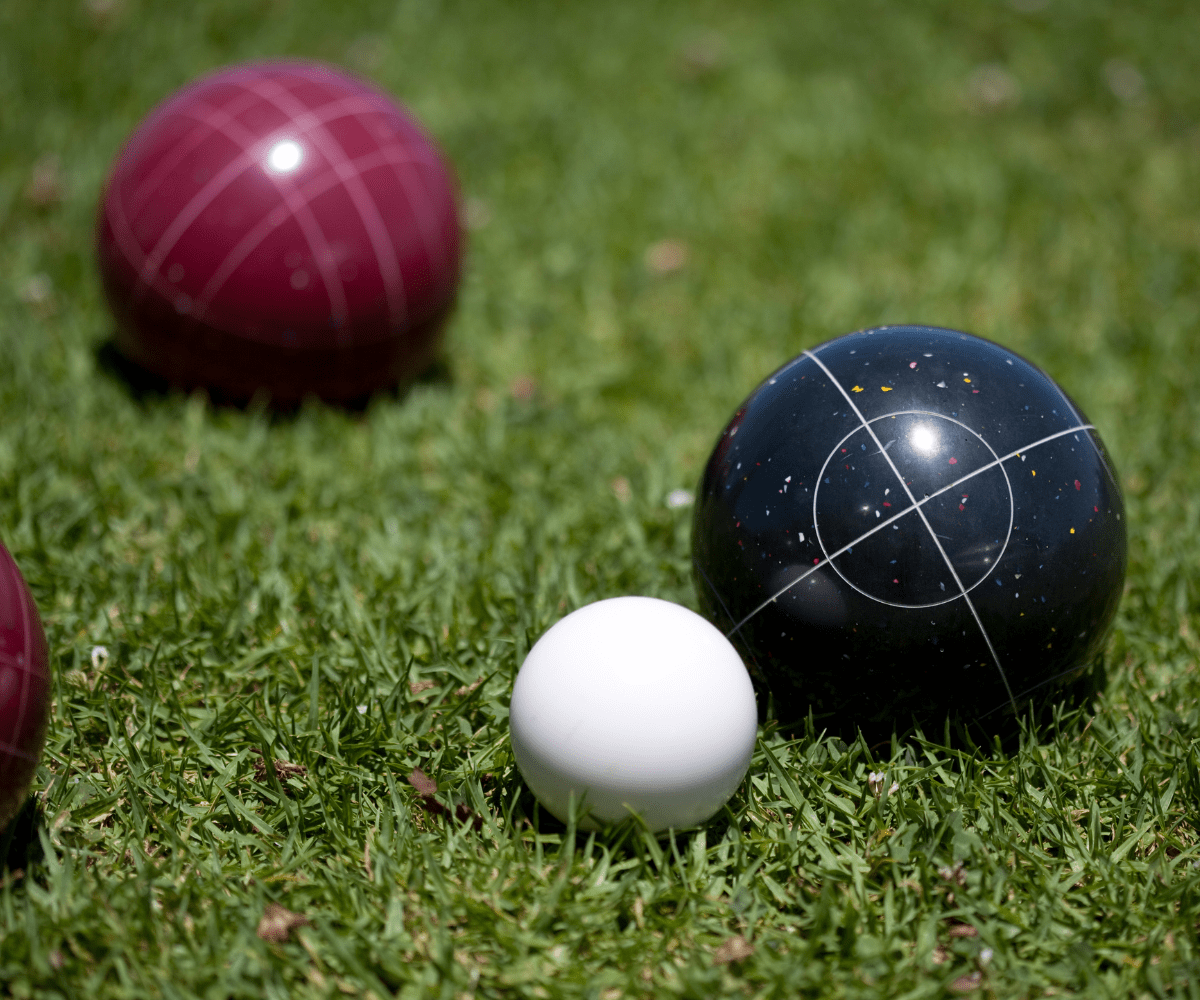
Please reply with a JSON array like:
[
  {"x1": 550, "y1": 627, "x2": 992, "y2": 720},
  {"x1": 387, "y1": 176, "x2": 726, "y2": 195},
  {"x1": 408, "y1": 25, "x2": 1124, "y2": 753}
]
[{"x1": 3, "y1": 0, "x2": 1200, "y2": 996}]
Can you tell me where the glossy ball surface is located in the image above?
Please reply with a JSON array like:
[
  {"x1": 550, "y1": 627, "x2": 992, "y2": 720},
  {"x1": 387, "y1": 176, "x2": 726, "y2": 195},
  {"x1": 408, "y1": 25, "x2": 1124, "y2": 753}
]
[
  {"x1": 692, "y1": 326, "x2": 1126, "y2": 740},
  {"x1": 509, "y1": 597, "x2": 758, "y2": 832},
  {"x1": 97, "y1": 60, "x2": 461, "y2": 404},
  {"x1": 0, "y1": 543, "x2": 49, "y2": 833}
]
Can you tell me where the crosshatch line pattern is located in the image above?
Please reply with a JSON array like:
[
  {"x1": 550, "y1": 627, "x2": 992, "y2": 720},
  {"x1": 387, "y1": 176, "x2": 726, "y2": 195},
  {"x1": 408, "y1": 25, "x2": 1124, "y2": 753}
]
[
  {"x1": 812, "y1": 409, "x2": 1015, "y2": 611},
  {"x1": 725, "y1": 421, "x2": 1096, "y2": 635},
  {"x1": 803, "y1": 349, "x2": 1017, "y2": 709},
  {"x1": 190, "y1": 139, "x2": 434, "y2": 323},
  {"x1": 721, "y1": 347, "x2": 1103, "y2": 714},
  {"x1": 107, "y1": 65, "x2": 450, "y2": 340}
]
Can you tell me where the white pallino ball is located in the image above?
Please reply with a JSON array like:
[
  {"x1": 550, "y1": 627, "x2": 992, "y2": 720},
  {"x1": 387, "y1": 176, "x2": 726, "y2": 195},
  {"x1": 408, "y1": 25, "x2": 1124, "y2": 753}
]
[{"x1": 509, "y1": 596, "x2": 758, "y2": 832}]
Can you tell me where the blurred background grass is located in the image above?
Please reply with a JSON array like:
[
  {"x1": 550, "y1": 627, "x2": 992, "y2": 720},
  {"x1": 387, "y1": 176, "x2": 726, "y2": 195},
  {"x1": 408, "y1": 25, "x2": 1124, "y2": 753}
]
[{"x1": 2, "y1": 0, "x2": 1200, "y2": 996}]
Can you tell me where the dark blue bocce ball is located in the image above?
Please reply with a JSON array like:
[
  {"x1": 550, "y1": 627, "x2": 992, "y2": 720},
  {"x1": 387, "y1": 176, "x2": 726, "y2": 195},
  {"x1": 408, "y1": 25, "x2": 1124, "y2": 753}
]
[{"x1": 692, "y1": 326, "x2": 1127, "y2": 741}]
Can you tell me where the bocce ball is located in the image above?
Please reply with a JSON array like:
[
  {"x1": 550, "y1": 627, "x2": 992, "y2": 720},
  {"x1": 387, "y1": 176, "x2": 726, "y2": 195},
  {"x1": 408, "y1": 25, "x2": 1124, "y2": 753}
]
[
  {"x1": 97, "y1": 60, "x2": 461, "y2": 405},
  {"x1": 0, "y1": 542, "x2": 50, "y2": 833},
  {"x1": 692, "y1": 325, "x2": 1126, "y2": 741},
  {"x1": 509, "y1": 597, "x2": 758, "y2": 832}
]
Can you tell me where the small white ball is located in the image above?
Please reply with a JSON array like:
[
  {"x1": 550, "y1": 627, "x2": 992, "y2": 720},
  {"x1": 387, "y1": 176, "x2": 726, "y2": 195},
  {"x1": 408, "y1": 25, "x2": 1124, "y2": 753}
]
[{"x1": 509, "y1": 596, "x2": 758, "y2": 832}]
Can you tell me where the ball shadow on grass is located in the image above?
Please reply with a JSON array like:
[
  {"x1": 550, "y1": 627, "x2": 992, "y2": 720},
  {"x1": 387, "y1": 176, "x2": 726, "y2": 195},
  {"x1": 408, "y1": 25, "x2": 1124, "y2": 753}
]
[
  {"x1": 496, "y1": 766, "x2": 724, "y2": 860},
  {"x1": 770, "y1": 654, "x2": 1108, "y2": 755},
  {"x1": 94, "y1": 336, "x2": 455, "y2": 417},
  {"x1": 0, "y1": 795, "x2": 45, "y2": 879}
]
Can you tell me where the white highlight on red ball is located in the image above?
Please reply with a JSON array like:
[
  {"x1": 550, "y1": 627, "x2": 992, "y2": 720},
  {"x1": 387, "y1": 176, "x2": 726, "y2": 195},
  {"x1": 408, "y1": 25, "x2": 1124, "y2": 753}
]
[
  {"x1": 266, "y1": 140, "x2": 303, "y2": 173},
  {"x1": 509, "y1": 596, "x2": 758, "y2": 832}
]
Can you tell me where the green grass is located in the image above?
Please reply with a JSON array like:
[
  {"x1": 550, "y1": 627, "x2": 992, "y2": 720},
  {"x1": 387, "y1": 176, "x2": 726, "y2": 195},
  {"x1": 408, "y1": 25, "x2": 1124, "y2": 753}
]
[{"x1": 2, "y1": 0, "x2": 1200, "y2": 996}]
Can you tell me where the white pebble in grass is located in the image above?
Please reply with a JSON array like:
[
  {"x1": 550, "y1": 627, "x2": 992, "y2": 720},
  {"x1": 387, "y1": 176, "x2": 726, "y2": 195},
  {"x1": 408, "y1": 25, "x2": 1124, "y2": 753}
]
[
  {"x1": 19, "y1": 273, "x2": 53, "y2": 305},
  {"x1": 509, "y1": 596, "x2": 758, "y2": 832},
  {"x1": 91, "y1": 645, "x2": 109, "y2": 670},
  {"x1": 357, "y1": 705, "x2": 368, "y2": 715},
  {"x1": 868, "y1": 771, "x2": 899, "y2": 797},
  {"x1": 1104, "y1": 59, "x2": 1145, "y2": 103},
  {"x1": 666, "y1": 489, "x2": 694, "y2": 509},
  {"x1": 966, "y1": 64, "x2": 1020, "y2": 110}
]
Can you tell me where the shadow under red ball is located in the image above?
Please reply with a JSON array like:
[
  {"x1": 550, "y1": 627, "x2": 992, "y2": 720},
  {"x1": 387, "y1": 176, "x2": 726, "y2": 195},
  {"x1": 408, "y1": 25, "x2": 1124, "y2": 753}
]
[
  {"x1": 0, "y1": 544, "x2": 49, "y2": 833},
  {"x1": 97, "y1": 60, "x2": 462, "y2": 405}
]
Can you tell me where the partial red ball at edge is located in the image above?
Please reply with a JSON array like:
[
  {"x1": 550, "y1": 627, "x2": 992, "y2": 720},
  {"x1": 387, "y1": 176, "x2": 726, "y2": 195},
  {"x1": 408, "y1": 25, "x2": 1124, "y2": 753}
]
[
  {"x1": 97, "y1": 60, "x2": 463, "y2": 405},
  {"x1": 0, "y1": 544, "x2": 49, "y2": 834}
]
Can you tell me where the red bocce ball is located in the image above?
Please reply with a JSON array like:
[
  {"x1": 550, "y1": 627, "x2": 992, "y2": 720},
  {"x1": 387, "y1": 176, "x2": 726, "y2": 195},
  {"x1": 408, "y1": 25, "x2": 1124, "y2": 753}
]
[
  {"x1": 0, "y1": 543, "x2": 49, "y2": 833},
  {"x1": 97, "y1": 61, "x2": 462, "y2": 405}
]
